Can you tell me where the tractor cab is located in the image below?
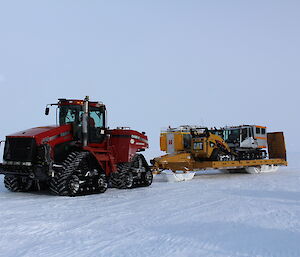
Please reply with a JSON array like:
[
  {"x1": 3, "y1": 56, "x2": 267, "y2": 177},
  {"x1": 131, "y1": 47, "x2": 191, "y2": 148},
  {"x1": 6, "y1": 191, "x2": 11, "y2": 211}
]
[{"x1": 46, "y1": 97, "x2": 107, "y2": 144}]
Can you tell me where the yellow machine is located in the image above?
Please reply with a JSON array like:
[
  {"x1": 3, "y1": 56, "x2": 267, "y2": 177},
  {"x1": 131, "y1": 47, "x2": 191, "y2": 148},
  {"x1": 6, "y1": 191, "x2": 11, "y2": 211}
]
[
  {"x1": 190, "y1": 128, "x2": 232, "y2": 161},
  {"x1": 160, "y1": 126, "x2": 232, "y2": 161},
  {"x1": 160, "y1": 126, "x2": 192, "y2": 153},
  {"x1": 154, "y1": 126, "x2": 287, "y2": 173}
]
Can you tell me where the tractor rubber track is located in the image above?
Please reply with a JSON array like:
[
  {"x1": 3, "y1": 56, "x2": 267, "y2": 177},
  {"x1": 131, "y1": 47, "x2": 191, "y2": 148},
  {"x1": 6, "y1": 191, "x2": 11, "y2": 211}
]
[
  {"x1": 50, "y1": 151, "x2": 108, "y2": 196},
  {"x1": 110, "y1": 163, "x2": 133, "y2": 189},
  {"x1": 4, "y1": 175, "x2": 33, "y2": 192},
  {"x1": 50, "y1": 151, "x2": 88, "y2": 196},
  {"x1": 110, "y1": 154, "x2": 153, "y2": 189},
  {"x1": 131, "y1": 154, "x2": 153, "y2": 187}
]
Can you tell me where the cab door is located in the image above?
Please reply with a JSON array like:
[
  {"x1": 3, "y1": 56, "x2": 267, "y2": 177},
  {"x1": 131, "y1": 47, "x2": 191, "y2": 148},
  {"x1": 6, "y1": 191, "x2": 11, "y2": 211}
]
[
  {"x1": 240, "y1": 127, "x2": 257, "y2": 148},
  {"x1": 167, "y1": 133, "x2": 175, "y2": 154},
  {"x1": 88, "y1": 107, "x2": 106, "y2": 143}
]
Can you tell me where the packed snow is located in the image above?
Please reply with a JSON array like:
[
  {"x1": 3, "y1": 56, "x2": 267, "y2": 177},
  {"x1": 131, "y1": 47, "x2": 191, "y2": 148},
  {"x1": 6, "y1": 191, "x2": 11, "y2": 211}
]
[{"x1": 0, "y1": 154, "x2": 300, "y2": 257}]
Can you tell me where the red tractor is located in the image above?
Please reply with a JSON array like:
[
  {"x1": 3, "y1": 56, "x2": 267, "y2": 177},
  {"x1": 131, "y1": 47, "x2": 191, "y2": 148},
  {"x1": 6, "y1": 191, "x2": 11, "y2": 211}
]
[{"x1": 0, "y1": 97, "x2": 153, "y2": 196}]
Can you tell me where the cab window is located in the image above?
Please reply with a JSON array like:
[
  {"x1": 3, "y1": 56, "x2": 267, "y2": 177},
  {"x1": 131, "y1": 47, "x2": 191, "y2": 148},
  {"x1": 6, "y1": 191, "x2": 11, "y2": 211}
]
[
  {"x1": 249, "y1": 127, "x2": 254, "y2": 138},
  {"x1": 89, "y1": 109, "x2": 104, "y2": 128},
  {"x1": 242, "y1": 128, "x2": 248, "y2": 141},
  {"x1": 59, "y1": 105, "x2": 83, "y2": 125},
  {"x1": 224, "y1": 129, "x2": 240, "y2": 143}
]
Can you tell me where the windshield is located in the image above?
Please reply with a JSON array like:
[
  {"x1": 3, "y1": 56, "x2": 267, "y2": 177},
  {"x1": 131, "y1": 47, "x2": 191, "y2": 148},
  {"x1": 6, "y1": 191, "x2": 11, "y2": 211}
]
[
  {"x1": 59, "y1": 105, "x2": 82, "y2": 125},
  {"x1": 59, "y1": 105, "x2": 105, "y2": 128},
  {"x1": 223, "y1": 129, "x2": 240, "y2": 143}
]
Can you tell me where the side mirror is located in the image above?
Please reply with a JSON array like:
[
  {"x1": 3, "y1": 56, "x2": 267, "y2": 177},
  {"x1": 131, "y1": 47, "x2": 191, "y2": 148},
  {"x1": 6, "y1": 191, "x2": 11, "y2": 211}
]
[{"x1": 45, "y1": 107, "x2": 50, "y2": 115}]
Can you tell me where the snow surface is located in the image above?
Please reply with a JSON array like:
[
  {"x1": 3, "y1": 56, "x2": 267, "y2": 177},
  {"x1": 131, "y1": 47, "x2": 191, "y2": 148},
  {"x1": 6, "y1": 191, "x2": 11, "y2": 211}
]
[{"x1": 0, "y1": 154, "x2": 300, "y2": 257}]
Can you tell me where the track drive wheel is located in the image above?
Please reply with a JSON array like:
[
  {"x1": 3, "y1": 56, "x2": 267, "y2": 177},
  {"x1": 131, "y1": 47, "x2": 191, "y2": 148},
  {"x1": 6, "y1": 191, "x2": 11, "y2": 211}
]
[
  {"x1": 50, "y1": 151, "x2": 107, "y2": 196},
  {"x1": 110, "y1": 163, "x2": 134, "y2": 189},
  {"x1": 132, "y1": 154, "x2": 153, "y2": 187},
  {"x1": 111, "y1": 154, "x2": 152, "y2": 189},
  {"x1": 4, "y1": 175, "x2": 34, "y2": 192},
  {"x1": 96, "y1": 174, "x2": 108, "y2": 193},
  {"x1": 141, "y1": 170, "x2": 153, "y2": 186}
]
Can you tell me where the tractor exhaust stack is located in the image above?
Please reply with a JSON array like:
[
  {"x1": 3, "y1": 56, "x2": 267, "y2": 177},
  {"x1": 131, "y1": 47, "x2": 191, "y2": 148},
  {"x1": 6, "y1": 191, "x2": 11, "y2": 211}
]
[{"x1": 82, "y1": 96, "x2": 89, "y2": 147}]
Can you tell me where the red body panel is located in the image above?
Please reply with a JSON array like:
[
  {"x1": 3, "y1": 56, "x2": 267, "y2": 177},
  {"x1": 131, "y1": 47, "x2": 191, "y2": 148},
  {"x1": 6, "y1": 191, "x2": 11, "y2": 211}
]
[
  {"x1": 2, "y1": 98, "x2": 149, "y2": 189},
  {"x1": 6, "y1": 125, "x2": 148, "y2": 176},
  {"x1": 83, "y1": 129, "x2": 148, "y2": 175},
  {"x1": 8, "y1": 125, "x2": 72, "y2": 145},
  {"x1": 7, "y1": 125, "x2": 73, "y2": 159},
  {"x1": 108, "y1": 129, "x2": 148, "y2": 163},
  {"x1": 83, "y1": 144, "x2": 116, "y2": 176}
]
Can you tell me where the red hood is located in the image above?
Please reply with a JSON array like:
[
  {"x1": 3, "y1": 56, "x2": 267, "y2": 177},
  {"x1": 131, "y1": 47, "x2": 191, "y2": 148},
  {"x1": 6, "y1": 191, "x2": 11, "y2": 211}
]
[
  {"x1": 8, "y1": 125, "x2": 59, "y2": 137},
  {"x1": 7, "y1": 124, "x2": 72, "y2": 145}
]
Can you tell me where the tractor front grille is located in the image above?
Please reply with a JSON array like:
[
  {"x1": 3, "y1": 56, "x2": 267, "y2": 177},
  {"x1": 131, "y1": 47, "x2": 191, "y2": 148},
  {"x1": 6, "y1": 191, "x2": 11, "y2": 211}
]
[{"x1": 4, "y1": 137, "x2": 36, "y2": 162}]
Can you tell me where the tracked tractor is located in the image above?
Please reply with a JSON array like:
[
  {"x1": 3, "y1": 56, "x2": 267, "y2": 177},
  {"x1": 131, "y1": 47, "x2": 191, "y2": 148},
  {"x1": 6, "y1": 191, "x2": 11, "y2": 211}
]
[{"x1": 0, "y1": 97, "x2": 152, "y2": 196}]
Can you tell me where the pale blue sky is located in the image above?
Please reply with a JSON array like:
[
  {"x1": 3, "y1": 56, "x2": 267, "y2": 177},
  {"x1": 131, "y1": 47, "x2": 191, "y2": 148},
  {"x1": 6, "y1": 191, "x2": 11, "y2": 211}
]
[{"x1": 0, "y1": 0, "x2": 299, "y2": 160}]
